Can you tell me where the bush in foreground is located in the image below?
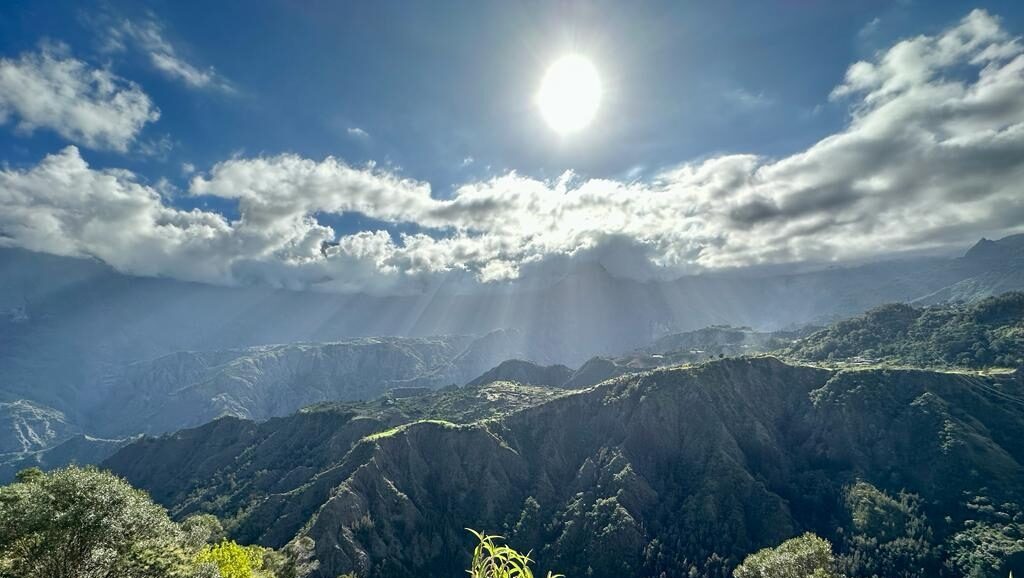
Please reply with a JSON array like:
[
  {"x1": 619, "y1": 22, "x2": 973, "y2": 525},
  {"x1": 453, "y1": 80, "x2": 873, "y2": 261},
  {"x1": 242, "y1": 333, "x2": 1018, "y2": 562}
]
[
  {"x1": 0, "y1": 466, "x2": 316, "y2": 578},
  {"x1": 733, "y1": 532, "x2": 843, "y2": 578},
  {"x1": 467, "y1": 528, "x2": 563, "y2": 578}
]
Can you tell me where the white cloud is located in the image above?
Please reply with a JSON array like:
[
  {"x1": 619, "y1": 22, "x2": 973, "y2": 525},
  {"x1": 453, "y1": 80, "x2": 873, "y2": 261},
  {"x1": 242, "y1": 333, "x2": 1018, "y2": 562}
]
[
  {"x1": 347, "y1": 127, "x2": 370, "y2": 138},
  {"x1": 108, "y1": 18, "x2": 232, "y2": 92},
  {"x1": 0, "y1": 146, "x2": 230, "y2": 281},
  {"x1": 0, "y1": 46, "x2": 159, "y2": 151},
  {"x1": 859, "y1": 17, "x2": 882, "y2": 38},
  {"x1": 137, "y1": 134, "x2": 174, "y2": 159},
  {"x1": 3, "y1": 10, "x2": 1024, "y2": 294},
  {"x1": 724, "y1": 87, "x2": 773, "y2": 110}
]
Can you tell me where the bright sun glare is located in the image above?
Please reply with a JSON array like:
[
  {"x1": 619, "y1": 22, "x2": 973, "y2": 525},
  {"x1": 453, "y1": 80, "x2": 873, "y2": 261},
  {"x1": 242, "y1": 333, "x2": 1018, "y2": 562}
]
[{"x1": 537, "y1": 55, "x2": 602, "y2": 134}]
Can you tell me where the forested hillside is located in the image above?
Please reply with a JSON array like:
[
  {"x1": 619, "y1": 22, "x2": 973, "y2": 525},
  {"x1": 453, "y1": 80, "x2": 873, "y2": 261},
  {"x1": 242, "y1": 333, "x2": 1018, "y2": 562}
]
[
  {"x1": 0, "y1": 332, "x2": 547, "y2": 478},
  {"x1": 106, "y1": 357, "x2": 1024, "y2": 578},
  {"x1": 103, "y1": 381, "x2": 572, "y2": 541},
  {"x1": 785, "y1": 292, "x2": 1024, "y2": 368}
]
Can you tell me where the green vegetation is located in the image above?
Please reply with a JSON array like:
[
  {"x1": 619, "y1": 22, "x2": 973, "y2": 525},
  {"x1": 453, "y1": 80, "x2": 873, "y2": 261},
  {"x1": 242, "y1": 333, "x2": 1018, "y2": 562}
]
[
  {"x1": 467, "y1": 529, "x2": 563, "y2": 578},
  {"x1": 304, "y1": 380, "x2": 570, "y2": 425},
  {"x1": 733, "y1": 533, "x2": 842, "y2": 578},
  {"x1": 363, "y1": 419, "x2": 459, "y2": 441},
  {"x1": 195, "y1": 541, "x2": 269, "y2": 578},
  {"x1": 946, "y1": 496, "x2": 1024, "y2": 578},
  {"x1": 784, "y1": 292, "x2": 1024, "y2": 368},
  {"x1": 839, "y1": 482, "x2": 938, "y2": 578},
  {"x1": 104, "y1": 357, "x2": 1024, "y2": 578},
  {"x1": 100, "y1": 381, "x2": 570, "y2": 539},
  {"x1": 641, "y1": 325, "x2": 805, "y2": 359},
  {"x1": 0, "y1": 466, "x2": 316, "y2": 578}
]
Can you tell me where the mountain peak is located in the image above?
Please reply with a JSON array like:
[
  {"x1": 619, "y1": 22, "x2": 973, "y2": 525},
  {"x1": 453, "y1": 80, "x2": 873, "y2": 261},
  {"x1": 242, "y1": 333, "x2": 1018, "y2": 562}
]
[{"x1": 964, "y1": 233, "x2": 1024, "y2": 260}]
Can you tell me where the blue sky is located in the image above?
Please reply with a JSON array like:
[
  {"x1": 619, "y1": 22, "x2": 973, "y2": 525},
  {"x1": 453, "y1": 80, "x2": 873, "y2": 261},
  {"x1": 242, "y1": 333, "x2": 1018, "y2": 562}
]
[
  {"x1": 2, "y1": 1, "x2": 1024, "y2": 293},
  {"x1": 4, "y1": 0, "x2": 1019, "y2": 190}
]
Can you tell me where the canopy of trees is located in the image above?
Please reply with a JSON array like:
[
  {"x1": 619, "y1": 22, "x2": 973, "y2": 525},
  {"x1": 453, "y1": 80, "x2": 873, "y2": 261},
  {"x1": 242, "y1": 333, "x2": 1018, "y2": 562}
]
[
  {"x1": 733, "y1": 533, "x2": 842, "y2": 578},
  {"x1": 785, "y1": 292, "x2": 1024, "y2": 368},
  {"x1": 0, "y1": 466, "x2": 316, "y2": 578}
]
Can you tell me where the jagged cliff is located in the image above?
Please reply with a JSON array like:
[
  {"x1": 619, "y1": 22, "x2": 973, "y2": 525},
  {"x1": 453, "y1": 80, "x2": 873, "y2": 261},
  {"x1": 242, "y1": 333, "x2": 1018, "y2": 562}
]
[
  {"x1": 0, "y1": 400, "x2": 77, "y2": 454},
  {"x1": 106, "y1": 357, "x2": 1024, "y2": 578}
]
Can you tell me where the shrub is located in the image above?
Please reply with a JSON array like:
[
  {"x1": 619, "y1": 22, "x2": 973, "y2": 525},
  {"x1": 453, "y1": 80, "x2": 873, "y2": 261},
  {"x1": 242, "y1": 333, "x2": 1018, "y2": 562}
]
[{"x1": 467, "y1": 528, "x2": 564, "y2": 578}]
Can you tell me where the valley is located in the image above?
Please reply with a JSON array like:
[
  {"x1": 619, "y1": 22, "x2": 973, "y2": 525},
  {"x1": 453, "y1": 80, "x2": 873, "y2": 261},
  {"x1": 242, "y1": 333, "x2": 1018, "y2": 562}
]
[
  {"x1": 2, "y1": 246, "x2": 1024, "y2": 578},
  {"x1": 2, "y1": 234, "x2": 1023, "y2": 474}
]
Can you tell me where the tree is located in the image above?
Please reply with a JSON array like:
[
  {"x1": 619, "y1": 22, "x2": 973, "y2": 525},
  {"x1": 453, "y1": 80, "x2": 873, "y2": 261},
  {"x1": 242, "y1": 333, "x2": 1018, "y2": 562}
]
[
  {"x1": 839, "y1": 482, "x2": 937, "y2": 578},
  {"x1": 733, "y1": 533, "x2": 843, "y2": 578},
  {"x1": 13, "y1": 467, "x2": 43, "y2": 484},
  {"x1": 0, "y1": 465, "x2": 187, "y2": 578},
  {"x1": 182, "y1": 514, "x2": 227, "y2": 549},
  {"x1": 261, "y1": 537, "x2": 319, "y2": 578},
  {"x1": 0, "y1": 466, "x2": 319, "y2": 578},
  {"x1": 195, "y1": 540, "x2": 269, "y2": 578}
]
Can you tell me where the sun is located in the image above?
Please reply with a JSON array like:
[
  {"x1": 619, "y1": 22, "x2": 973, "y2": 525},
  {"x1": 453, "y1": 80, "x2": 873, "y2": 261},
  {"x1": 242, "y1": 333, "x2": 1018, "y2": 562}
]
[{"x1": 537, "y1": 55, "x2": 602, "y2": 134}]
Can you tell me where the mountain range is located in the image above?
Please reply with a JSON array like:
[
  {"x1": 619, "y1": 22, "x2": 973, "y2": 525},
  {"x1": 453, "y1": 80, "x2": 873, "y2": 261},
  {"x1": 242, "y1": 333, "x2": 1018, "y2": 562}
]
[
  {"x1": 1, "y1": 236, "x2": 1023, "y2": 576},
  {"x1": 3, "y1": 235, "x2": 1024, "y2": 486},
  {"x1": 105, "y1": 356, "x2": 1024, "y2": 578}
]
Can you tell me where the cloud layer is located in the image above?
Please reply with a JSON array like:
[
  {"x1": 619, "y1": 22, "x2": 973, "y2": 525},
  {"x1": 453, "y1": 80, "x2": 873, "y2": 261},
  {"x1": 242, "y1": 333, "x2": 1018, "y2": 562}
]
[
  {"x1": 2, "y1": 10, "x2": 1024, "y2": 293},
  {"x1": 0, "y1": 46, "x2": 159, "y2": 151}
]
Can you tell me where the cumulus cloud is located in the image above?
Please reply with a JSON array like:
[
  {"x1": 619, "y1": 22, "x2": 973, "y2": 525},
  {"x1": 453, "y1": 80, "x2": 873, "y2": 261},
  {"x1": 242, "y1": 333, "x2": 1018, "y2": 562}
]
[
  {"x1": 3, "y1": 9, "x2": 1024, "y2": 294},
  {"x1": 0, "y1": 146, "x2": 229, "y2": 280},
  {"x1": 0, "y1": 146, "x2": 422, "y2": 292},
  {"x1": 0, "y1": 46, "x2": 159, "y2": 151},
  {"x1": 347, "y1": 127, "x2": 370, "y2": 138},
  {"x1": 107, "y1": 17, "x2": 232, "y2": 92}
]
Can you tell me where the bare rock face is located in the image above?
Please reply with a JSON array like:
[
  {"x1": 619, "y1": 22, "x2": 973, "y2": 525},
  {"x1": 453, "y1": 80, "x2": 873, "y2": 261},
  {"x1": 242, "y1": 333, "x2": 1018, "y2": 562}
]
[
  {"x1": 0, "y1": 400, "x2": 130, "y2": 481},
  {"x1": 0, "y1": 400, "x2": 78, "y2": 454}
]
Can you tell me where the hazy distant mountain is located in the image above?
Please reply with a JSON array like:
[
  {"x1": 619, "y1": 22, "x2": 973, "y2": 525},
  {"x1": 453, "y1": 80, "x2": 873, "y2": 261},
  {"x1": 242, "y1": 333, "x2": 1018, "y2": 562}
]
[
  {"x1": 3, "y1": 235, "x2": 1024, "y2": 478},
  {"x1": 915, "y1": 235, "x2": 1024, "y2": 304},
  {"x1": 88, "y1": 335, "x2": 536, "y2": 438},
  {"x1": 466, "y1": 359, "x2": 574, "y2": 388},
  {"x1": 105, "y1": 357, "x2": 1024, "y2": 578},
  {"x1": 962, "y1": 234, "x2": 1024, "y2": 262},
  {"x1": 0, "y1": 330, "x2": 551, "y2": 478},
  {"x1": 0, "y1": 434, "x2": 135, "y2": 482},
  {"x1": 639, "y1": 325, "x2": 803, "y2": 356},
  {"x1": 464, "y1": 327, "x2": 799, "y2": 391},
  {"x1": 2, "y1": 234, "x2": 1020, "y2": 392},
  {"x1": 464, "y1": 327, "x2": 793, "y2": 391},
  {"x1": 0, "y1": 400, "x2": 78, "y2": 454}
]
